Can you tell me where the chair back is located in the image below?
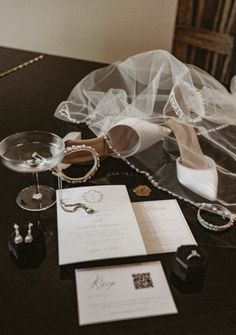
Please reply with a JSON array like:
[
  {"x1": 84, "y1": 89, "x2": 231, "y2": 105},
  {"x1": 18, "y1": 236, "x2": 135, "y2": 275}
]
[{"x1": 173, "y1": 0, "x2": 236, "y2": 86}]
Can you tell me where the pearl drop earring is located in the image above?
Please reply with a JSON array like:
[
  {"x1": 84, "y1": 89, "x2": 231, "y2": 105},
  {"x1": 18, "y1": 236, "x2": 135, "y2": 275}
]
[
  {"x1": 25, "y1": 222, "x2": 33, "y2": 243},
  {"x1": 14, "y1": 223, "x2": 23, "y2": 244}
]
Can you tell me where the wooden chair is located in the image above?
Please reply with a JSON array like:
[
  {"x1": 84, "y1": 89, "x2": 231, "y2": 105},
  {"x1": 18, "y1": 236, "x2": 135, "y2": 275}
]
[{"x1": 172, "y1": 0, "x2": 236, "y2": 87}]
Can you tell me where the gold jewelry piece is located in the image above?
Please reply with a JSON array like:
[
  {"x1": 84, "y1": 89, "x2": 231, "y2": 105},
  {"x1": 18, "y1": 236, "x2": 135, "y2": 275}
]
[
  {"x1": 133, "y1": 185, "x2": 152, "y2": 197},
  {"x1": 0, "y1": 54, "x2": 45, "y2": 78}
]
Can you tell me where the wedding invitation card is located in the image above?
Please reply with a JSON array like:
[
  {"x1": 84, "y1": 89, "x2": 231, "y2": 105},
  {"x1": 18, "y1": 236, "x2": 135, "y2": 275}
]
[
  {"x1": 57, "y1": 185, "x2": 146, "y2": 265},
  {"x1": 75, "y1": 261, "x2": 177, "y2": 325},
  {"x1": 57, "y1": 186, "x2": 197, "y2": 265},
  {"x1": 132, "y1": 199, "x2": 196, "y2": 254}
]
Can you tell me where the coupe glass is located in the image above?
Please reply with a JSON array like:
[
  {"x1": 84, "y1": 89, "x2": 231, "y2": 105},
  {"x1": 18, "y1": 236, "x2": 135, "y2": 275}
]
[{"x1": 0, "y1": 131, "x2": 64, "y2": 211}]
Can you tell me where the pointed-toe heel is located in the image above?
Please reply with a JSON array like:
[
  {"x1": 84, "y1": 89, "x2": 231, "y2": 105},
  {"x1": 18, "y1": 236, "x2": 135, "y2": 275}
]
[
  {"x1": 163, "y1": 82, "x2": 218, "y2": 201},
  {"x1": 176, "y1": 155, "x2": 218, "y2": 201},
  {"x1": 108, "y1": 117, "x2": 171, "y2": 157}
]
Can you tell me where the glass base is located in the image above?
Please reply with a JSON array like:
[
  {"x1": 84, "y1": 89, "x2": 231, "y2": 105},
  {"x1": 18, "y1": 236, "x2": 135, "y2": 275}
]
[{"x1": 16, "y1": 185, "x2": 56, "y2": 211}]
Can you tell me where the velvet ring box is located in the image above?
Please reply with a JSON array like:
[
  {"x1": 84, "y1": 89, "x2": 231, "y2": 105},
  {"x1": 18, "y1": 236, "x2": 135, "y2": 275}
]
[{"x1": 171, "y1": 244, "x2": 208, "y2": 293}]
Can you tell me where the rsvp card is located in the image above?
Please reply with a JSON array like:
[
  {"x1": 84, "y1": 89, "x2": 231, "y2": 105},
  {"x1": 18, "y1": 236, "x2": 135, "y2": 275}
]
[
  {"x1": 132, "y1": 199, "x2": 196, "y2": 254},
  {"x1": 75, "y1": 261, "x2": 177, "y2": 325},
  {"x1": 57, "y1": 185, "x2": 146, "y2": 265}
]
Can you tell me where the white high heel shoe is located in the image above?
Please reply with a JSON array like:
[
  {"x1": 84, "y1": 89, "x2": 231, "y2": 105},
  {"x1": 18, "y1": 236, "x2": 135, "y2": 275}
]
[
  {"x1": 107, "y1": 117, "x2": 171, "y2": 157},
  {"x1": 176, "y1": 156, "x2": 218, "y2": 201},
  {"x1": 62, "y1": 117, "x2": 170, "y2": 164},
  {"x1": 164, "y1": 82, "x2": 218, "y2": 201}
]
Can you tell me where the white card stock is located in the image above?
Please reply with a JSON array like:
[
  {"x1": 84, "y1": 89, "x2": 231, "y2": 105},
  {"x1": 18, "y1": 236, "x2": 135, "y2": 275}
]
[
  {"x1": 132, "y1": 199, "x2": 196, "y2": 254},
  {"x1": 57, "y1": 185, "x2": 146, "y2": 265},
  {"x1": 76, "y1": 261, "x2": 177, "y2": 325}
]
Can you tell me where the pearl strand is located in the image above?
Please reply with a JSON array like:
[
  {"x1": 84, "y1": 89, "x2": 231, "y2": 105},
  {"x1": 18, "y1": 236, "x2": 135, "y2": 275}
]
[
  {"x1": 103, "y1": 133, "x2": 199, "y2": 208},
  {"x1": 59, "y1": 109, "x2": 91, "y2": 125},
  {"x1": 60, "y1": 106, "x2": 228, "y2": 137},
  {"x1": 103, "y1": 133, "x2": 234, "y2": 231},
  {"x1": 197, "y1": 123, "x2": 228, "y2": 135}
]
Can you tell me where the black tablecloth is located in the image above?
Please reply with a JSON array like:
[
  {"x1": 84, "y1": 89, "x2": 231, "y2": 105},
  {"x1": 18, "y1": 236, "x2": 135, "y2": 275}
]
[{"x1": 0, "y1": 47, "x2": 236, "y2": 335}]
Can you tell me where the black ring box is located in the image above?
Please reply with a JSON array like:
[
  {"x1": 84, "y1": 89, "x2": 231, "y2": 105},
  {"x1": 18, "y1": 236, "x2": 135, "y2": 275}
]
[{"x1": 170, "y1": 245, "x2": 208, "y2": 293}]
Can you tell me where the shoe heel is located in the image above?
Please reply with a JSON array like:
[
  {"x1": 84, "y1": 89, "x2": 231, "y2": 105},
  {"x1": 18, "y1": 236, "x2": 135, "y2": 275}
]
[{"x1": 163, "y1": 135, "x2": 180, "y2": 159}]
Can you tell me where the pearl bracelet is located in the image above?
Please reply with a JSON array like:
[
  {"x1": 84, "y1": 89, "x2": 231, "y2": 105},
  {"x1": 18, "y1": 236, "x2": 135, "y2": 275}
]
[
  {"x1": 197, "y1": 203, "x2": 234, "y2": 232},
  {"x1": 56, "y1": 144, "x2": 100, "y2": 184}
]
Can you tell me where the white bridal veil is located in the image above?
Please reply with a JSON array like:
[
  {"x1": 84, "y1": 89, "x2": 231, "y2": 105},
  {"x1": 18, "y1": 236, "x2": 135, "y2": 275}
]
[{"x1": 55, "y1": 50, "x2": 236, "y2": 220}]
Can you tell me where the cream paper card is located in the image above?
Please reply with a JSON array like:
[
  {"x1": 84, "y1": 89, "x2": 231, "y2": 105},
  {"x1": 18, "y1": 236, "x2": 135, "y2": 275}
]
[
  {"x1": 57, "y1": 185, "x2": 146, "y2": 265},
  {"x1": 75, "y1": 261, "x2": 177, "y2": 325},
  {"x1": 132, "y1": 199, "x2": 196, "y2": 254}
]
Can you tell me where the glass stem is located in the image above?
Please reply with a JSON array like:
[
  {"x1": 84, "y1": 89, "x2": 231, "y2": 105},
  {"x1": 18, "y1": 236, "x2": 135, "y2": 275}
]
[{"x1": 33, "y1": 172, "x2": 42, "y2": 200}]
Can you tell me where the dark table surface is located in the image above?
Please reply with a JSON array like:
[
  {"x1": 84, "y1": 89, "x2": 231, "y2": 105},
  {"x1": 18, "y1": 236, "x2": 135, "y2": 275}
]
[{"x1": 0, "y1": 47, "x2": 236, "y2": 335}]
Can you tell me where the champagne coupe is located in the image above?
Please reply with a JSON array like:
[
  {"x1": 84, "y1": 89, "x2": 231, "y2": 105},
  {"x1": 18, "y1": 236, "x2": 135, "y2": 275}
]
[{"x1": 0, "y1": 131, "x2": 64, "y2": 211}]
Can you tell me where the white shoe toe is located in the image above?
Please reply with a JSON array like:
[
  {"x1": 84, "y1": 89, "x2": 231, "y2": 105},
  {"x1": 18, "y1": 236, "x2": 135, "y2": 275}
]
[{"x1": 176, "y1": 156, "x2": 218, "y2": 201}]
